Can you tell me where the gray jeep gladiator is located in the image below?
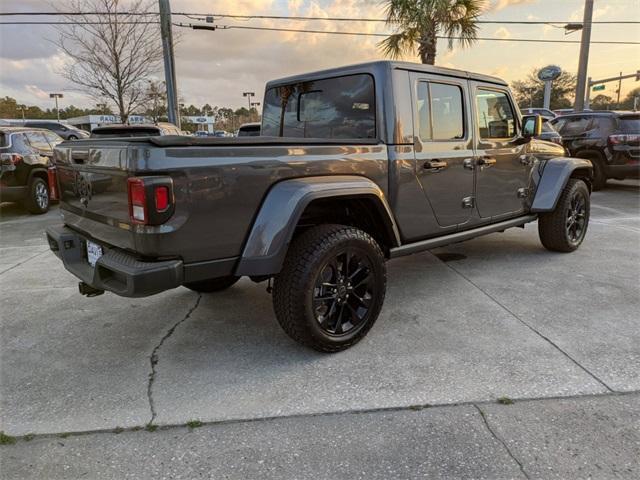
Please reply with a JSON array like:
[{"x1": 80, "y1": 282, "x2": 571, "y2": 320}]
[{"x1": 47, "y1": 61, "x2": 592, "y2": 352}]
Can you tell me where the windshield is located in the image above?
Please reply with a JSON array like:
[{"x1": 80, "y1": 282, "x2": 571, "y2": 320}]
[
  {"x1": 619, "y1": 116, "x2": 640, "y2": 133},
  {"x1": 262, "y1": 73, "x2": 376, "y2": 139}
]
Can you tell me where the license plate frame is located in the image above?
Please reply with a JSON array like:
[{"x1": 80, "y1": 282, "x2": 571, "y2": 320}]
[{"x1": 86, "y1": 241, "x2": 103, "y2": 267}]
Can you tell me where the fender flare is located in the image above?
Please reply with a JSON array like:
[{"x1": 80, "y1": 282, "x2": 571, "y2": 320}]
[
  {"x1": 531, "y1": 157, "x2": 593, "y2": 212},
  {"x1": 234, "y1": 175, "x2": 400, "y2": 277}
]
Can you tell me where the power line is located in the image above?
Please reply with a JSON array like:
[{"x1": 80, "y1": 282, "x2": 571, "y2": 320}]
[
  {"x1": 0, "y1": 11, "x2": 639, "y2": 25},
  {"x1": 174, "y1": 23, "x2": 640, "y2": 44},
  {"x1": 2, "y1": 19, "x2": 639, "y2": 45}
]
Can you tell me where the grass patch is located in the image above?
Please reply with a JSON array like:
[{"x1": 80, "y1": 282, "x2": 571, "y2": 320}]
[
  {"x1": 145, "y1": 423, "x2": 158, "y2": 432},
  {"x1": 131, "y1": 426, "x2": 142, "y2": 432},
  {"x1": 58, "y1": 432, "x2": 70, "y2": 439},
  {"x1": 113, "y1": 427, "x2": 124, "y2": 434},
  {"x1": 186, "y1": 420, "x2": 203, "y2": 429},
  {"x1": 0, "y1": 431, "x2": 16, "y2": 445},
  {"x1": 23, "y1": 434, "x2": 35, "y2": 442},
  {"x1": 408, "y1": 404, "x2": 430, "y2": 411},
  {"x1": 497, "y1": 396, "x2": 514, "y2": 405}
]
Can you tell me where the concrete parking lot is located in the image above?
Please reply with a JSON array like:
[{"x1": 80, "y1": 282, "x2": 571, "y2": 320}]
[{"x1": 1, "y1": 181, "x2": 639, "y2": 479}]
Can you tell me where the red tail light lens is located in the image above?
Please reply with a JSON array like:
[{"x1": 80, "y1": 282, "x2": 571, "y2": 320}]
[
  {"x1": 154, "y1": 186, "x2": 169, "y2": 211},
  {"x1": 127, "y1": 178, "x2": 147, "y2": 224},
  {"x1": 609, "y1": 134, "x2": 640, "y2": 145}
]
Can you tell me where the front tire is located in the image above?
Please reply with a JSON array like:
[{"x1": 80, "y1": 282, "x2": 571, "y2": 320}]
[
  {"x1": 539, "y1": 178, "x2": 590, "y2": 252},
  {"x1": 184, "y1": 276, "x2": 239, "y2": 292},
  {"x1": 272, "y1": 224, "x2": 386, "y2": 352},
  {"x1": 25, "y1": 177, "x2": 50, "y2": 214}
]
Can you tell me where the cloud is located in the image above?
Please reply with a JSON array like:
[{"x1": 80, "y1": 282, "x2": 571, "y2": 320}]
[
  {"x1": 25, "y1": 85, "x2": 49, "y2": 100},
  {"x1": 486, "y1": 0, "x2": 538, "y2": 12},
  {"x1": 493, "y1": 27, "x2": 512, "y2": 39}
]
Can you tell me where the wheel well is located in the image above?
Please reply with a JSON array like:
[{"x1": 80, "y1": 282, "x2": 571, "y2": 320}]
[
  {"x1": 29, "y1": 169, "x2": 48, "y2": 185},
  {"x1": 570, "y1": 167, "x2": 593, "y2": 192},
  {"x1": 295, "y1": 196, "x2": 397, "y2": 256}
]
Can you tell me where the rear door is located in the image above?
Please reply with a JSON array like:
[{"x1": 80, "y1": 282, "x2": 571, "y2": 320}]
[
  {"x1": 471, "y1": 84, "x2": 530, "y2": 219},
  {"x1": 410, "y1": 72, "x2": 475, "y2": 228}
]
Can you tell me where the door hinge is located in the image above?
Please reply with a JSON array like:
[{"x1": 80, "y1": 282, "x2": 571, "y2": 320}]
[
  {"x1": 462, "y1": 196, "x2": 475, "y2": 208},
  {"x1": 517, "y1": 187, "x2": 529, "y2": 199}
]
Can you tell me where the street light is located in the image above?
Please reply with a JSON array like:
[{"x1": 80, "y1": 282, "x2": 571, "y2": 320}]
[
  {"x1": 49, "y1": 93, "x2": 63, "y2": 121},
  {"x1": 243, "y1": 91, "x2": 255, "y2": 110}
]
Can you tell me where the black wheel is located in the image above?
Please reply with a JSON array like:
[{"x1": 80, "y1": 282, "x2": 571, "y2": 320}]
[
  {"x1": 24, "y1": 177, "x2": 50, "y2": 214},
  {"x1": 184, "y1": 276, "x2": 239, "y2": 292},
  {"x1": 273, "y1": 224, "x2": 386, "y2": 352},
  {"x1": 539, "y1": 178, "x2": 590, "y2": 252},
  {"x1": 586, "y1": 154, "x2": 607, "y2": 191}
]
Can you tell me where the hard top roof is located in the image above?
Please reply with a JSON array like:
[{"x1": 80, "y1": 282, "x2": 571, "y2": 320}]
[{"x1": 266, "y1": 60, "x2": 507, "y2": 88}]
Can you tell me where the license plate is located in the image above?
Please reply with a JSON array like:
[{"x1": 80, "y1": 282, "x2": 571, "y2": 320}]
[{"x1": 86, "y1": 241, "x2": 103, "y2": 267}]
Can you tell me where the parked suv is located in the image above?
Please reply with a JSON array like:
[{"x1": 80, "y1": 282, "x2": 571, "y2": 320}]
[
  {"x1": 0, "y1": 127, "x2": 62, "y2": 213},
  {"x1": 47, "y1": 61, "x2": 592, "y2": 352},
  {"x1": 23, "y1": 121, "x2": 88, "y2": 140},
  {"x1": 550, "y1": 111, "x2": 640, "y2": 189}
]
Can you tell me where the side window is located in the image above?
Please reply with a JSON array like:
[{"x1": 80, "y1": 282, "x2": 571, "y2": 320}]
[
  {"x1": 559, "y1": 116, "x2": 592, "y2": 136},
  {"x1": 416, "y1": 81, "x2": 464, "y2": 141},
  {"x1": 25, "y1": 131, "x2": 51, "y2": 152},
  {"x1": 10, "y1": 133, "x2": 30, "y2": 151},
  {"x1": 476, "y1": 89, "x2": 516, "y2": 139}
]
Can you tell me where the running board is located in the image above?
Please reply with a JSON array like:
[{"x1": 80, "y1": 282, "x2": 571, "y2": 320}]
[{"x1": 389, "y1": 214, "x2": 538, "y2": 259}]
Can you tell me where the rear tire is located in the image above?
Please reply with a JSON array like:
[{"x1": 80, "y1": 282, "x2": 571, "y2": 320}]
[
  {"x1": 184, "y1": 276, "x2": 239, "y2": 292},
  {"x1": 272, "y1": 224, "x2": 386, "y2": 352},
  {"x1": 25, "y1": 177, "x2": 49, "y2": 214},
  {"x1": 539, "y1": 178, "x2": 590, "y2": 252},
  {"x1": 586, "y1": 154, "x2": 607, "y2": 191}
]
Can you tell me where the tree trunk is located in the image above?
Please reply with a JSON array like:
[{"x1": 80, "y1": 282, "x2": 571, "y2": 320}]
[{"x1": 418, "y1": 28, "x2": 438, "y2": 65}]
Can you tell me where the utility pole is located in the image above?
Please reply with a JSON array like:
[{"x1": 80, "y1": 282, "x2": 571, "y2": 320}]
[
  {"x1": 574, "y1": 0, "x2": 594, "y2": 112},
  {"x1": 616, "y1": 71, "x2": 623, "y2": 107},
  {"x1": 159, "y1": 0, "x2": 180, "y2": 128}
]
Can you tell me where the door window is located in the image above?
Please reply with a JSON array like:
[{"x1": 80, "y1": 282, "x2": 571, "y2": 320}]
[
  {"x1": 42, "y1": 131, "x2": 63, "y2": 148},
  {"x1": 25, "y1": 131, "x2": 51, "y2": 152},
  {"x1": 476, "y1": 90, "x2": 516, "y2": 139},
  {"x1": 557, "y1": 116, "x2": 593, "y2": 136},
  {"x1": 417, "y1": 82, "x2": 465, "y2": 141}
]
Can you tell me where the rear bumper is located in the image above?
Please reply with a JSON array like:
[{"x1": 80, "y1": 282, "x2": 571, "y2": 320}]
[
  {"x1": 46, "y1": 225, "x2": 183, "y2": 297},
  {"x1": 0, "y1": 185, "x2": 28, "y2": 202}
]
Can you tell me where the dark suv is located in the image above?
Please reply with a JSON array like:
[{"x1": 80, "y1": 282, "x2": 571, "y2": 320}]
[
  {"x1": 550, "y1": 112, "x2": 639, "y2": 190},
  {"x1": 0, "y1": 127, "x2": 62, "y2": 213},
  {"x1": 23, "y1": 121, "x2": 89, "y2": 141}
]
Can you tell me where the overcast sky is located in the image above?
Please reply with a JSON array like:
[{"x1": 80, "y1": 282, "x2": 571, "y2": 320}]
[{"x1": 1, "y1": 0, "x2": 639, "y2": 112}]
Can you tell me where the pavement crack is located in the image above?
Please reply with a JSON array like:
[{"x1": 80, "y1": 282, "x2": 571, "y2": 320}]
[
  {"x1": 0, "y1": 250, "x2": 48, "y2": 276},
  {"x1": 146, "y1": 293, "x2": 202, "y2": 425},
  {"x1": 474, "y1": 404, "x2": 530, "y2": 480},
  {"x1": 443, "y1": 261, "x2": 615, "y2": 393}
]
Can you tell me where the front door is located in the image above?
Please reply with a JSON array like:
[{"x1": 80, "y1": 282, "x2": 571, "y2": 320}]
[
  {"x1": 472, "y1": 84, "x2": 531, "y2": 219},
  {"x1": 411, "y1": 73, "x2": 475, "y2": 228}
]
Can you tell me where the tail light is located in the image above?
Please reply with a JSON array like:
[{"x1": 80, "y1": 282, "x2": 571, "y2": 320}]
[
  {"x1": 127, "y1": 177, "x2": 174, "y2": 225},
  {"x1": 0, "y1": 153, "x2": 23, "y2": 165},
  {"x1": 608, "y1": 134, "x2": 640, "y2": 145},
  {"x1": 47, "y1": 166, "x2": 59, "y2": 201}
]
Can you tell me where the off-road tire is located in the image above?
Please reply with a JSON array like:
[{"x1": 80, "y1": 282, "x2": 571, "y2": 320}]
[
  {"x1": 273, "y1": 224, "x2": 386, "y2": 353},
  {"x1": 184, "y1": 276, "x2": 239, "y2": 292},
  {"x1": 25, "y1": 177, "x2": 50, "y2": 214},
  {"x1": 539, "y1": 178, "x2": 590, "y2": 252}
]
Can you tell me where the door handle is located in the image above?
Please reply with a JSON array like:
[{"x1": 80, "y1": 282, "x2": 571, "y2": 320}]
[
  {"x1": 423, "y1": 159, "x2": 448, "y2": 170},
  {"x1": 478, "y1": 157, "x2": 497, "y2": 167}
]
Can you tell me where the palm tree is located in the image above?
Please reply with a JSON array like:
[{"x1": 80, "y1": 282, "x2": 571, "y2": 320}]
[{"x1": 379, "y1": 0, "x2": 483, "y2": 65}]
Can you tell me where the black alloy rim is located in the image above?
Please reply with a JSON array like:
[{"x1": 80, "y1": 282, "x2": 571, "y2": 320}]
[
  {"x1": 566, "y1": 190, "x2": 587, "y2": 243},
  {"x1": 312, "y1": 248, "x2": 375, "y2": 336}
]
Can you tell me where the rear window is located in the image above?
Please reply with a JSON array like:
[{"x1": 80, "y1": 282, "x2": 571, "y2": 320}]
[
  {"x1": 262, "y1": 73, "x2": 376, "y2": 139},
  {"x1": 91, "y1": 127, "x2": 161, "y2": 138},
  {"x1": 238, "y1": 125, "x2": 260, "y2": 137},
  {"x1": 619, "y1": 116, "x2": 640, "y2": 133},
  {"x1": 0, "y1": 133, "x2": 6, "y2": 147}
]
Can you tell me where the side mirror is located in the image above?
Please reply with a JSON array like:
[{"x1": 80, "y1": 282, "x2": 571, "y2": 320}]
[{"x1": 522, "y1": 114, "x2": 542, "y2": 139}]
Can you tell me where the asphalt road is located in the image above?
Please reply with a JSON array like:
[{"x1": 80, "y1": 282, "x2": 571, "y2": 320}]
[{"x1": 1, "y1": 180, "x2": 639, "y2": 479}]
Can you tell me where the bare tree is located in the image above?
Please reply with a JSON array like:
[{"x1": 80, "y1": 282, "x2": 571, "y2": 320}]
[{"x1": 53, "y1": 0, "x2": 163, "y2": 123}]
